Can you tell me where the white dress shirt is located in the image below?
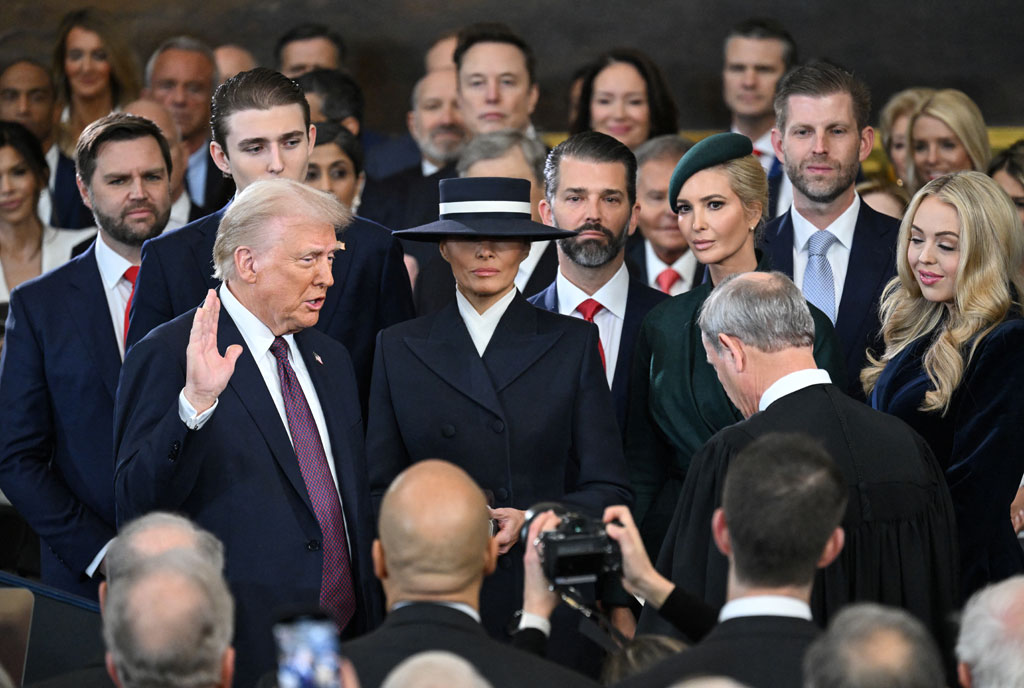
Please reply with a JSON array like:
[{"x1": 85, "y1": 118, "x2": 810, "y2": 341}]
[
  {"x1": 93, "y1": 231, "x2": 136, "y2": 361},
  {"x1": 166, "y1": 191, "x2": 192, "y2": 231},
  {"x1": 177, "y1": 284, "x2": 343, "y2": 502},
  {"x1": 421, "y1": 159, "x2": 440, "y2": 177},
  {"x1": 455, "y1": 286, "x2": 517, "y2": 356},
  {"x1": 643, "y1": 240, "x2": 699, "y2": 296},
  {"x1": 718, "y1": 595, "x2": 813, "y2": 622},
  {"x1": 35, "y1": 143, "x2": 60, "y2": 225},
  {"x1": 758, "y1": 368, "x2": 833, "y2": 413},
  {"x1": 791, "y1": 194, "x2": 861, "y2": 310},
  {"x1": 514, "y1": 241, "x2": 550, "y2": 293},
  {"x1": 555, "y1": 263, "x2": 629, "y2": 386}
]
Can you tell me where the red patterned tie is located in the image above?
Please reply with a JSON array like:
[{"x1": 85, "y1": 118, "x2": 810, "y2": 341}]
[
  {"x1": 576, "y1": 298, "x2": 606, "y2": 370},
  {"x1": 656, "y1": 268, "x2": 681, "y2": 294},
  {"x1": 122, "y1": 266, "x2": 139, "y2": 349},
  {"x1": 269, "y1": 337, "x2": 356, "y2": 630}
]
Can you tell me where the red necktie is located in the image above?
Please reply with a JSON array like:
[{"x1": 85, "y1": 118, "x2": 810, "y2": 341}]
[
  {"x1": 269, "y1": 337, "x2": 356, "y2": 630},
  {"x1": 656, "y1": 268, "x2": 681, "y2": 294},
  {"x1": 122, "y1": 266, "x2": 139, "y2": 349},
  {"x1": 576, "y1": 298, "x2": 606, "y2": 370}
]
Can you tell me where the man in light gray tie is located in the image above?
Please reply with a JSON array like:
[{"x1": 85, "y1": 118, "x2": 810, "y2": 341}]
[{"x1": 760, "y1": 61, "x2": 899, "y2": 398}]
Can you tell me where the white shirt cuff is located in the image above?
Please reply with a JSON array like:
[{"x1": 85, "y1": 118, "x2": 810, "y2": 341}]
[
  {"x1": 178, "y1": 389, "x2": 218, "y2": 430},
  {"x1": 85, "y1": 540, "x2": 112, "y2": 578},
  {"x1": 517, "y1": 611, "x2": 551, "y2": 637}
]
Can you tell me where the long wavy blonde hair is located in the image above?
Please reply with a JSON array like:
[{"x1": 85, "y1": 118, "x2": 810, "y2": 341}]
[
  {"x1": 905, "y1": 90, "x2": 990, "y2": 193},
  {"x1": 861, "y1": 171, "x2": 1024, "y2": 413}
]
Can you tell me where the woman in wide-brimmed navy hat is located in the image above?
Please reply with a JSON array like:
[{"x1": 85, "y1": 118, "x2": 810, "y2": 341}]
[{"x1": 365, "y1": 176, "x2": 633, "y2": 641}]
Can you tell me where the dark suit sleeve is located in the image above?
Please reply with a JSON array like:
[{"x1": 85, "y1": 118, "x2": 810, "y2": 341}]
[
  {"x1": 563, "y1": 325, "x2": 634, "y2": 513},
  {"x1": 0, "y1": 291, "x2": 115, "y2": 573},
  {"x1": 126, "y1": 239, "x2": 174, "y2": 349},
  {"x1": 113, "y1": 329, "x2": 201, "y2": 523},
  {"x1": 365, "y1": 330, "x2": 412, "y2": 516},
  {"x1": 375, "y1": 232, "x2": 415, "y2": 332}
]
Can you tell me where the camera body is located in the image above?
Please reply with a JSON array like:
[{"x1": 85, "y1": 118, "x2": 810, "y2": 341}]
[{"x1": 522, "y1": 502, "x2": 622, "y2": 586}]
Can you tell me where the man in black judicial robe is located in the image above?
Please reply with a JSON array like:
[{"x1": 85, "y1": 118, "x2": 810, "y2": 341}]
[{"x1": 636, "y1": 271, "x2": 959, "y2": 658}]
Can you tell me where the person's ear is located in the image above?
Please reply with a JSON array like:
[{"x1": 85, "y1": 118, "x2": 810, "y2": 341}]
[
  {"x1": 958, "y1": 661, "x2": 972, "y2": 688},
  {"x1": 527, "y1": 83, "x2": 539, "y2": 116},
  {"x1": 340, "y1": 117, "x2": 360, "y2": 137},
  {"x1": 98, "y1": 580, "x2": 108, "y2": 614},
  {"x1": 105, "y1": 652, "x2": 122, "y2": 688},
  {"x1": 438, "y1": 239, "x2": 451, "y2": 264},
  {"x1": 76, "y1": 174, "x2": 92, "y2": 209},
  {"x1": 372, "y1": 539, "x2": 387, "y2": 581},
  {"x1": 483, "y1": 534, "x2": 499, "y2": 576},
  {"x1": 718, "y1": 333, "x2": 747, "y2": 373},
  {"x1": 628, "y1": 201, "x2": 640, "y2": 236},
  {"x1": 744, "y1": 201, "x2": 764, "y2": 230},
  {"x1": 406, "y1": 110, "x2": 417, "y2": 138},
  {"x1": 234, "y1": 247, "x2": 258, "y2": 284},
  {"x1": 538, "y1": 198, "x2": 554, "y2": 227},
  {"x1": 711, "y1": 508, "x2": 732, "y2": 557},
  {"x1": 220, "y1": 647, "x2": 235, "y2": 688},
  {"x1": 210, "y1": 140, "x2": 231, "y2": 177},
  {"x1": 307, "y1": 123, "x2": 317, "y2": 152},
  {"x1": 858, "y1": 125, "x2": 876, "y2": 163},
  {"x1": 816, "y1": 527, "x2": 845, "y2": 569},
  {"x1": 770, "y1": 126, "x2": 785, "y2": 164}
]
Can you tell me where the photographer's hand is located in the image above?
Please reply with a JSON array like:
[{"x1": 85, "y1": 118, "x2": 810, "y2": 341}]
[
  {"x1": 522, "y1": 510, "x2": 562, "y2": 620},
  {"x1": 603, "y1": 505, "x2": 675, "y2": 609},
  {"x1": 489, "y1": 507, "x2": 526, "y2": 555}
]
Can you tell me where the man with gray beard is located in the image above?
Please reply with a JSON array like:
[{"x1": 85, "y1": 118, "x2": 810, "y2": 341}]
[{"x1": 529, "y1": 131, "x2": 667, "y2": 435}]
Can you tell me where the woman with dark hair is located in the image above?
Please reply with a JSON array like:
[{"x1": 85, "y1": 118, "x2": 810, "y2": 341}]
[
  {"x1": 52, "y1": 8, "x2": 141, "y2": 153},
  {"x1": 570, "y1": 49, "x2": 679, "y2": 150},
  {"x1": 305, "y1": 121, "x2": 365, "y2": 212},
  {"x1": 989, "y1": 139, "x2": 1024, "y2": 228},
  {"x1": 0, "y1": 122, "x2": 93, "y2": 312}
]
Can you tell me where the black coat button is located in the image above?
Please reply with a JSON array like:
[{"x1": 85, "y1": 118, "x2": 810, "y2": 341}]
[
  {"x1": 441, "y1": 424, "x2": 456, "y2": 438},
  {"x1": 496, "y1": 488, "x2": 509, "y2": 501},
  {"x1": 491, "y1": 419, "x2": 504, "y2": 433},
  {"x1": 168, "y1": 440, "x2": 181, "y2": 461},
  {"x1": 306, "y1": 539, "x2": 321, "y2": 551}
]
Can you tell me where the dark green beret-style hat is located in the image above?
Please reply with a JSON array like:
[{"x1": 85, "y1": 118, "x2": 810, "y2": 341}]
[{"x1": 668, "y1": 132, "x2": 754, "y2": 213}]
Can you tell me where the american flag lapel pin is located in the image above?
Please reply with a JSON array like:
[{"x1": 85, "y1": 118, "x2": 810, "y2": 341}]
[{"x1": 314, "y1": 353, "x2": 324, "y2": 365}]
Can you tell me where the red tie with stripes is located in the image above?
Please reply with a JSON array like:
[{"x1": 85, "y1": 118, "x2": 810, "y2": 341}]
[
  {"x1": 122, "y1": 266, "x2": 139, "y2": 349},
  {"x1": 269, "y1": 337, "x2": 356, "y2": 630},
  {"x1": 656, "y1": 268, "x2": 681, "y2": 294},
  {"x1": 576, "y1": 298, "x2": 606, "y2": 370}
]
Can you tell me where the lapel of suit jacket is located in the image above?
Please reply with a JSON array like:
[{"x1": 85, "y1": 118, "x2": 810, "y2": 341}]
[
  {"x1": 613, "y1": 281, "x2": 643, "y2": 401},
  {"x1": 217, "y1": 304, "x2": 315, "y2": 514},
  {"x1": 293, "y1": 330, "x2": 348, "y2": 479},
  {"x1": 403, "y1": 302, "x2": 505, "y2": 418},
  {"x1": 835, "y1": 204, "x2": 895, "y2": 342},
  {"x1": 64, "y1": 245, "x2": 122, "y2": 402},
  {"x1": 534, "y1": 281, "x2": 558, "y2": 312},
  {"x1": 188, "y1": 209, "x2": 225, "y2": 291},
  {"x1": 523, "y1": 243, "x2": 558, "y2": 296},
  {"x1": 762, "y1": 211, "x2": 796, "y2": 276},
  {"x1": 483, "y1": 294, "x2": 562, "y2": 392}
]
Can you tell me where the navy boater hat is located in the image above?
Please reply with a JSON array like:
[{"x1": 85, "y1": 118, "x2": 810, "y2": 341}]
[
  {"x1": 668, "y1": 132, "x2": 754, "y2": 213},
  {"x1": 394, "y1": 177, "x2": 577, "y2": 242}
]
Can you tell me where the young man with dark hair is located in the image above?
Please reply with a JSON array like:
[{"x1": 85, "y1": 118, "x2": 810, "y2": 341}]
[
  {"x1": 294, "y1": 67, "x2": 365, "y2": 135},
  {"x1": 0, "y1": 113, "x2": 172, "y2": 599},
  {"x1": 275, "y1": 23, "x2": 346, "y2": 78},
  {"x1": 764, "y1": 60, "x2": 899, "y2": 397},
  {"x1": 126, "y1": 67, "x2": 414, "y2": 409}
]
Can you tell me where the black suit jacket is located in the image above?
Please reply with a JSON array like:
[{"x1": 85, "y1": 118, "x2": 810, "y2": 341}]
[
  {"x1": 0, "y1": 244, "x2": 119, "y2": 599},
  {"x1": 761, "y1": 202, "x2": 898, "y2": 396},
  {"x1": 125, "y1": 205, "x2": 414, "y2": 410},
  {"x1": 527, "y1": 275, "x2": 669, "y2": 430},
  {"x1": 343, "y1": 603, "x2": 598, "y2": 688},
  {"x1": 114, "y1": 302, "x2": 382, "y2": 687},
  {"x1": 618, "y1": 615, "x2": 820, "y2": 688},
  {"x1": 623, "y1": 238, "x2": 704, "y2": 291}
]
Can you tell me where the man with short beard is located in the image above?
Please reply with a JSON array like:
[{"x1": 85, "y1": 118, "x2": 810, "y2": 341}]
[
  {"x1": 763, "y1": 61, "x2": 899, "y2": 397},
  {"x1": 530, "y1": 131, "x2": 667, "y2": 434},
  {"x1": 0, "y1": 113, "x2": 172, "y2": 599}
]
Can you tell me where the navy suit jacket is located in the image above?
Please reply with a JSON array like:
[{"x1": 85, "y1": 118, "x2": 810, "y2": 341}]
[
  {"x1": 113, "y1": 302, "x2": 382, "y2": 687},
  {"x1": 0, "y1": 244, "x2": 119, "y2": 599},
  {"x1": 527, "y1": 275, "x2": 668, "y2": 431},
  {"x1": 125, "y1": 205, "x2": 414, "y2": 410},
  {"x1": 761, "y1": 201, "x2": 898, "y2": 396}
]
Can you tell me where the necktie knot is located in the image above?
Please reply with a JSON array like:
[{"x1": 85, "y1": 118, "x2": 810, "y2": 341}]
[
  {"x1": 576, "y1": 298, "x2": 604, "y2": 322},
  {"x1": 123, "y1": 266, "x2": 139, "y2": 286},
  {"x1": 656, "y1": 268, "x2": 681, "y2": 294},
  {"x1": 269, "y1": 336, "x2": 290, "y2": 363},
  {"x1": 808, "y1": 231, "x2": 838, "y2": 257}
]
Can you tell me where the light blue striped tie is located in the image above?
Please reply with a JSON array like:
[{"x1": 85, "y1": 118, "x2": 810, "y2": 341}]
[{"x1": 804, "y1": 231, "x2": 839, "y2": 323}]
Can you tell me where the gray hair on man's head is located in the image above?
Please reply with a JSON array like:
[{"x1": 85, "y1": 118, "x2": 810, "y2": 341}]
[
  {"x1": 103, "y1": 549, "x2": 234, "y2": 688},
  {"x1": 107, "y1": 512, "x2": 225, "y2": 583},
  {"x1": 212, "y1": 178, "x2": 351, "y2": 282},
  {"x1": 381, "y1": 651, "x2": 493, "y2": 688},
  {"x1": 803, "y1": 603, "x2": 945, "y2": 688},
  {"x1": 145, "y1": 36, "x2": 220, "y2": 90},
  {"x1": 456, "y1": 129, "x2": 547, "y2": 186},
  {"x1": 697, "y1": 271, "x2": 814, "y2": 353},
  {"x1": 956, "y1": 575, "x2": 1024, "y2": 688},
  {"x1": 634, "y1": 134, "x2": 694, "y2": 168}
]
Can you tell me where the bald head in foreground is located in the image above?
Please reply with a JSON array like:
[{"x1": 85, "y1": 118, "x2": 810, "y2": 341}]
[{"x1": 344, "y1": 459, "x2": 597, "y2": 688}]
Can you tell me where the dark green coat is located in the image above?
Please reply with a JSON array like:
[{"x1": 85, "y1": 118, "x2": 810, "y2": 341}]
[{"x1": 625, "y1": 255, "x2": 846, "y2": 555}]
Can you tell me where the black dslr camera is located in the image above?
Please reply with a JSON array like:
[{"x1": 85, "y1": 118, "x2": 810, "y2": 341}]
[{"x1": 521, "y1": 502, "x2": 622, "y2": 586}]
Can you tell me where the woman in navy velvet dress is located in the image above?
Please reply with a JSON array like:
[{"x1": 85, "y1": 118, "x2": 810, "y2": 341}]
[{"x1": 863, "y1": 171, "x2": 1024, "y2": 599}]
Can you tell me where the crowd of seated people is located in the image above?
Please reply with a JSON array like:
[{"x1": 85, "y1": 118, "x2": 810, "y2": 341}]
[{"x1": 1, "y1": 10, "x2": 1024, "y2": 688}]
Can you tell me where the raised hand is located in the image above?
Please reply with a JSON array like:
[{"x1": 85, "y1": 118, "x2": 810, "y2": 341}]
[{"x1": 184, "y1": 289, "x2": 243, "y2": 413}]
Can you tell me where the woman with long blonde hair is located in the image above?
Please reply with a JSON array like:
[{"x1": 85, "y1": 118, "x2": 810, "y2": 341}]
[
  {"x1": 905, "y1": 90, "x2": 990, "y2": 193},
  {"x1": 864, "y1": 170, "x2": 1024, "y2": 598}
]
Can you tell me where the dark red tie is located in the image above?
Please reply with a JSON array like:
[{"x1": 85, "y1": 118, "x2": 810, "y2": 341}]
[
  {"x1": 269, "y1": 337, "x2": 356, "y2": 630},
  {"x1": 122, "y1": 266, "x2": 139, "y2": 350},
  {"x1": 576, "y1": 298, "x2": 606, "y2": 370},
  {"x1": 656, "y1": 268, "x2": 681, "y2": 294}
]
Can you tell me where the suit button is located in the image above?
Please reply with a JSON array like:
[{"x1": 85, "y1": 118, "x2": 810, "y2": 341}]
[
  {"x1": 306, "y1": 539, "x2": 321, "y2": 551},
  {"x1": 168, "y1": 440, "x2": 180, "y2": 461},
  {"x1": 496, "y1": 488, "x2": 509, "y2": 501},
  {"x1": 441, "y1": 424, "x2": 456, "y2": 438},
  {"x1": 491, "y1": 420, "x2": 504, "y2": 433}
]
